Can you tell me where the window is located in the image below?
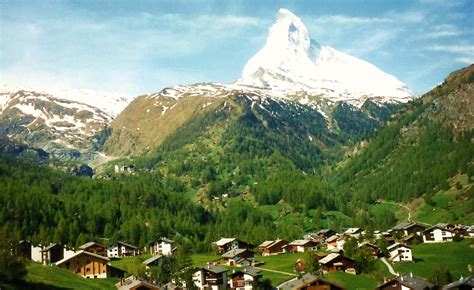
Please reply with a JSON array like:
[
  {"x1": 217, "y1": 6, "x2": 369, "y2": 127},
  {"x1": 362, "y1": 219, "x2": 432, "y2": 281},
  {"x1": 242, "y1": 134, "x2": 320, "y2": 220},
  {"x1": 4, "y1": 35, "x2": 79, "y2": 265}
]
[{"x1": 86, "y1": 267, "x2": 90, "y2": 272}]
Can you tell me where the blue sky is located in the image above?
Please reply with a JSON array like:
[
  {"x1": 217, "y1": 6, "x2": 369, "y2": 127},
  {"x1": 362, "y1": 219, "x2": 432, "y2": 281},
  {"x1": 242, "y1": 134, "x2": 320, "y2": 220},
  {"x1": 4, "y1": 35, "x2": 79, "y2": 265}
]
[{"x1": 1, "y1": 0, "x2": 473, "y2": 96}]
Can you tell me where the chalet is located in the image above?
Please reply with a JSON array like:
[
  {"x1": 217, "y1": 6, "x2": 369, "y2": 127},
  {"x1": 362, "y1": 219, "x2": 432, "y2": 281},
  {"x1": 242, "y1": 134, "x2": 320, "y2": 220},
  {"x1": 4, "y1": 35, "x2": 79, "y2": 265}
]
[
  {"x1": 289, "y1": 240, "x2": 318, "y2": 253},
  {"x1": 358, "y1": 242, "x2": 382, "y2": 258},
  {"x1": 142, "y1": 254, "x2": 164, "y2": 271},
  {"x1": 319, "y1": 253, "x2": 357, "y2": 274},
  {"x1": 343, "y1": 228, "x2": 362, "y2": 238},
  {"x1": 55, "y1": 250, "x2": 125, "y2": 279},
  {"x1": 294, "y1": 259, "x2": 305, "y2": 273},
  {"x1": 376, "y1": 273, "x2": 435, "y2": 290},
  {"x1": 115, "y1": 164, "x2": 136, "y2": 173},
  {"x1": 78, "y1": 242, "x2": 107, "y2": 257},
  {"x1": 258, "y1": 240, "x2": 289, "y2": 256},
  {"x1": 107, "y1": 241, "x2": 139, "y2": 258},
  {"x1": 401, "y1": 233, "x2": 419, "y2": 245},
  {"x1": 41, "y1": 243, "x2": 64, "y2": 265},
  {"x1": 391, "y1": 221, "x2": 426, "y2": 237},
  {"x1": 325, "y1": 235, "x2": 340, "y2": 251},
  {"x1": 213, "y1": 238, "x2": 253, "y2": 254},
  {"x1": 149, "y1": 237, "x2": 175, "y2": 256},
  {"x1": 193, "y1": 265, "x2": 228, "y2": 290},
  {"x1": 277, "y1": 273, "x2": 346, "y2": 290},
  {"x1": 316, "y1": 229, "x2": 337, "y2": 240},
  {"x1": 221, "y1": 248, "x2": 254, "y2": 266},
  {"x1": 422, "y1": 225, "x2": 455, "y2": 243},
  {"x1": 229, "y1": 267, "x2": 262, "y2": 289},
  {"x1": 442, "y1": 274, "x2": 474, "y2": 289},
  {"x1": 13, "y1": 240, "x2": 32, "y2": 260},
  {"x1": 387, "y1": 243, "x2": 412, "y2": 262},
  {"x1": 116, "y1": 275, "x2": 159, "y2": 290}
]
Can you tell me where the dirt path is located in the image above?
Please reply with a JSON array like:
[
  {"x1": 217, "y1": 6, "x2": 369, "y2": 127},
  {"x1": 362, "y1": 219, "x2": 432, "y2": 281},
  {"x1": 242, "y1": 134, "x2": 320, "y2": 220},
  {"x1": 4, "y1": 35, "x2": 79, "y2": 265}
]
[{"x1": 255, "y1": 267, "x2": 297, "y2": 276}]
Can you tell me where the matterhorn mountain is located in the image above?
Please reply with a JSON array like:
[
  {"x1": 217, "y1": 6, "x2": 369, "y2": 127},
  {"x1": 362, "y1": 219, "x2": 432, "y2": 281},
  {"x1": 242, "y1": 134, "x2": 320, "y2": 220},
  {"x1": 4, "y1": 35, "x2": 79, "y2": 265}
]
[
  {"x1": 2, "y1": 9, "x2": 415, "y2": 164},
  {"x1": 236, "y1": 9, "x2": 412, "y2": 104}
]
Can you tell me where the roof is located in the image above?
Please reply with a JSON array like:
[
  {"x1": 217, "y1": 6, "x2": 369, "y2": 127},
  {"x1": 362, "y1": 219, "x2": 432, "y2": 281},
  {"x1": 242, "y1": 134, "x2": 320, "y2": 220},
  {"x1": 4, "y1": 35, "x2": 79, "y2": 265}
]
[
  {"x1": 387, "y1": 242, "x2": 410, "y2": 251},
  {"x1": 358, "y1": 242, "x2": 380, "y2": 249},
  {"x1": 78, "y1": 242, "x2": 105, "y2": 250},
  {"x1": 344, "y1": 228, "x2": 361, "y2": 235},
  {"x1": 424, "y1": 224, "x2": 455, "y2": 233},
  {"x1": 377, "y1": 273, "x2": 434, "y2": 290},
  {"x1": 289, "y1": 239, "x2": 313, "y2": 246},
  {"x1": 277, "y1": 273, "x2": 344, "y2": 290},
  {"x1": 222, "y1": 248, "x2": 251, "y2": 258},
  {"x1": 214, "y1": 238, "x2": 236, "y2": 246},
  {"x1": 259, "y1": 240, "x2": 274, "y2": 248},
  {"x1": 40, "y1": 243, "x2": 62, "y2": 252},
  {"x1": 317, "y1": 229, "x2": 333, "y2": 234},
  {"x1": 114, "y1": 241, "x2": 138, "y2": 249},
  {"x1": 161, "y1": 282, "x2": 179, "y2": 290},
  {"x1": 115, "y1": 275, "x2": 159, "y2": 290},
  {"x1": 442, "y1": 274, "x2": 474, "y2": 289},
  {"x1": 199, "y1": 265, "x2": 228, "y2": 274},
  {"x1": 392, "y1": 221, "x2": 418, "y2": 231},
  {"x1": 319, "y1": 253, "x2": 339, "y2": 264},
  {"x1": 55, "y1": 250, "x2": 109, "y2": 265},
  {"x1": 232, "y1": 267, "x2": 262, "y2": 277},
  {"x1": 143, "y1": 254, "x2": 163, "y2": 265},
  {"x1": 325, "y1": 235, "x2": 339, "y2": 243}
]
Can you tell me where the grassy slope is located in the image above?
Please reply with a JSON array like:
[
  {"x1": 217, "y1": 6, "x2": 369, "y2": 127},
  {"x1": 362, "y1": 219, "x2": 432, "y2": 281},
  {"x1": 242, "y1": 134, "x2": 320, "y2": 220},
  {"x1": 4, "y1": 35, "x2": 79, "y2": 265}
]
[
  {"x1": 393, "y1": 239, "x2": 474, "y2": 280},
  {"x1": 0, "y1": 262, "x2": 118, "y2": 290}
]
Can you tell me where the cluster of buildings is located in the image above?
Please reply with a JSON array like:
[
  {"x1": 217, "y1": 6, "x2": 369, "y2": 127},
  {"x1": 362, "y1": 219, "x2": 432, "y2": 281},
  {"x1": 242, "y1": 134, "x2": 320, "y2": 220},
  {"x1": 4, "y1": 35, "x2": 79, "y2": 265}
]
[{"x1": 11, "y1": 221, "x2": 474, "y2": 289}]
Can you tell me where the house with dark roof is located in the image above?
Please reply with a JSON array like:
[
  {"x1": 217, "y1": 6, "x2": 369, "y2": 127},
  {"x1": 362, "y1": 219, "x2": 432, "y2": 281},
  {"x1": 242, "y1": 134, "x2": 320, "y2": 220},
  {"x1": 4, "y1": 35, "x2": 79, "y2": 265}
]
[
  {"x1": 41, "y1": 243, "x2": 64, "y2": 265},
  {"x1": 192, "y1": 265, "x2": 228, "y2": 290},
  {"x1": 107, "y1": 241, "x2": 139, "y2": 258},
  {"x1": 376, "y1": 273, "x2": 435, "y2": 290},
  {"x1": 319, "y1": 253, "x2": 357, "y2": 274},
  {"x1": 423, "y1": 224, "x2": 455, "y2": 243},
  {"x1": 358, "y1": 242, "x2": 382, "y2": 258},
  {"x1": 213, "y1": 238, "x2": 254, "y2": 254},
  {"x1": 78, "y1": 242, "x2": 107, "y2": 257},
  {"x1": 277, "y1": 273, "x2": 345, "y2": 290},
  {"x1": 392, "y1": 221, "x2": 426, "y2": 237},
  {"x1": 387, "y1": 243, "x2": 412, "y2": 262},
  {"x1": 258, "y1": 240, "x2": 289, "y2": 256},
  {"x1": 229, "y1": 267, "x2": 262, "y2": 289},
  {"x1": 142, "y1": 254, "x2": 164, "y2": 272},
  {"x1": 116, "y1": 275, "x2": 159, "y2": 290},
  {"x1": 289, "y1": 240, "x2": 318, "y2": 253},
  {"x1": 316, "y1": 229, "x2": 337, "y2": 240},
  {"x1": 442, "y1": 274, "x2": 474, "y2": 290},
  {"x1": 221, "y1": 248, "x2": 254, "y2": 266}
]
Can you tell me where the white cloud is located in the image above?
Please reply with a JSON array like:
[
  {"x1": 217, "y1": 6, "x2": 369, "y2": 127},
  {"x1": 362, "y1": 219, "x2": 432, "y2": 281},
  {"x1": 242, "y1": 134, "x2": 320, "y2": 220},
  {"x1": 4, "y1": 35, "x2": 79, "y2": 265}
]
[
  {"x1": 427, "y1": 44, "x2": 474, "y2": 53},
  {"x1": 455, "y1": 56, "x2": 474, "y2": 64},
  {"x1": 313, "y1": 15, "x2": 391, "y2": 25}
]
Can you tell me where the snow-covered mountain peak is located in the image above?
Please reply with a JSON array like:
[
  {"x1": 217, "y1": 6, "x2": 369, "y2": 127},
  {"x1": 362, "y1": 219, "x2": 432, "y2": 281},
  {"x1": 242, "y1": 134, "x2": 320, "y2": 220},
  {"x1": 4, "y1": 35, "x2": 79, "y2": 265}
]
[{"x1": 237, "y1": 9, "x2": 413, "y2": 103}]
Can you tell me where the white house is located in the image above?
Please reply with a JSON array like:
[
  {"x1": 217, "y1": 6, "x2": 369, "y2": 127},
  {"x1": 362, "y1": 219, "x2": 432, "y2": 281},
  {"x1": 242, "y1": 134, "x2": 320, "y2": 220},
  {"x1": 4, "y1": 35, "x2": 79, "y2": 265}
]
[
  {"x1": 289, "y1": 240, "x2": 318, "y2": 253},
  {"x1": 422, "y1": 225, "x2": 455, "y2": 243},
  {"x1": 229, "y1": 267, "x2": 262, "y2": 290},
  {"x1": 387, "y1": 243, "x2": 412, "y2": 262},
  {"x1": 149, "y1": 237, "x2": 174, "y2": 256},
  {"x1": 107, "y1": 241, "x2": 139, "y2": 258},
  {"x1": 193, "y1": 265, "x2": 228, "y2": 290}
]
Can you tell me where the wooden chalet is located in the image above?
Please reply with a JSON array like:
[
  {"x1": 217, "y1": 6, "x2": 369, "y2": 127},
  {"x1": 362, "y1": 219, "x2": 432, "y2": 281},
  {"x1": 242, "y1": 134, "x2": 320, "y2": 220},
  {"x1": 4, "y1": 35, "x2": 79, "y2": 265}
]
[
  {"x1": 229, "y1": 267, "x2": 262, "y2": 289},
  {"x1": 258, "y1": 239, "x2": 289, "y2": 256},
  {"x1": 376, "y1": 273, "x2": 434, "y2": 290},
  {"x1": 192, "y1": 265, "x2": 228, "y2": 289},
  {"x1": 221, "y1": 248, "x2": 254, "y2": 266},
  {"x1": 55, "y1": 250, "x2": 125, "y2": 279},
  {"x1": 319, "y1": 253, "x2": 357, "y2": 274},
  {"x1": 391, "y1": 221, "x2": 426, "y2": 237},
  {"x1": 13, "y1": 240, "x2": 32, "y2": 260},
  {"x1": 41, "y1": 243, "x2": 64, "y2": 265},
  {"x1": 78, "y1": 242, "x2": 107, "y2": 257},
  {"x1": 289, "y1": 239, "x2": 318, "y2": 253},
  {"x1": 107, "y1": 241, "x2": 139, "y2": 258},
  {"x1": 325, "y1": 235, "x2": 340, "y2": 251},
  {"x1": 277, "y1": 273, "x2": 346, "y2": 290},
  {"x1": 316, "y1": 229, "x2": 337, "y2": 240},
  {"x1": 213, "y1": 238, "x2": 254, "y2": 254},
  {"x1": 358, "y1": 242, "x2": 382, "y2": 258},
  {"x1": 294, "y1": 259, "x2": 305, "y2": 273}
]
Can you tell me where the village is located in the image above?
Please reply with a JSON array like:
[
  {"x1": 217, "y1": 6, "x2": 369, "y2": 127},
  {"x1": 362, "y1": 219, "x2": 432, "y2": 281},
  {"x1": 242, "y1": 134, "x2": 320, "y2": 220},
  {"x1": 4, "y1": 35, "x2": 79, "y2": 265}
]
[{"x1": 10, "y1": 220, "x2": 474, "y2": 289}]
